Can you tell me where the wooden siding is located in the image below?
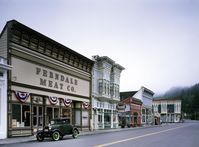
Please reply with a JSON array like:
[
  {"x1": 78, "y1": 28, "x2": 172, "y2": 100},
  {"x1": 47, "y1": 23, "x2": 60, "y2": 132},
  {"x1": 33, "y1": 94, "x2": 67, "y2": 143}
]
[
  {"x1": 0, "y1": 28, "x2": 7, "y2": 58},
  {"x1": 7, "y1": 20, "x2": 93, "y2": 73}
]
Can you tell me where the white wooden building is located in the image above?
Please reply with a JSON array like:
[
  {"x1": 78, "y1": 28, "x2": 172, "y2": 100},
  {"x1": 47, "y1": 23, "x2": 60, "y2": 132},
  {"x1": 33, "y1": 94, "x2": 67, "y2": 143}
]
[
  {"x1": 133, "y1": 87, "x2": 154, "y2": 125},
  {"x1": 91, "y1": 55, "x2": 124, "y2": 130},
  {"x1": 153, "y1": 98, "x2": 182, "y2": 123},
  {"x1": 0, "y1": 57, "x2": 12, "y2": 139}
]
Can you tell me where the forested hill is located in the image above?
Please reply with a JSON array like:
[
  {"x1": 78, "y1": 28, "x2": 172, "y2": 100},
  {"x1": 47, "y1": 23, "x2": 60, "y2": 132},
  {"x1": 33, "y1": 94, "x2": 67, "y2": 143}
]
[{"x1": 155, "y1": 83, "x2": 199, "y2": 120}]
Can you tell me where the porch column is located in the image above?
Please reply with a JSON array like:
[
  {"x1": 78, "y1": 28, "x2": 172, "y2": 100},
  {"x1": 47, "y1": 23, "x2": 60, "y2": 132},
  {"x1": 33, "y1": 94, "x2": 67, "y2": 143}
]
[
  {"x1": 95, "y1": 110, "x2": 98, "y2": 130},
  {"x1": 111, "y1": 110, "x2": 113, "y2": 128},
  {"x1": 102, "y1": 109, "x2": 104, "y2": 129}
]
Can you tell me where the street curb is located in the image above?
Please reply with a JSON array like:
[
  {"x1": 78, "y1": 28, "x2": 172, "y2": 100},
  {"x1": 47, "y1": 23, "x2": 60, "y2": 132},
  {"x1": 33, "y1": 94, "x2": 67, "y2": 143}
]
[{"x1": 0, "y1": 125, "x2": 160, "y2": 145}]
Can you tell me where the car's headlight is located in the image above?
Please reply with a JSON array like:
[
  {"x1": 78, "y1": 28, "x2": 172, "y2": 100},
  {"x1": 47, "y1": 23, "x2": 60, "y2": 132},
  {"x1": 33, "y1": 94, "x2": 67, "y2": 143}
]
[{"x1": 49, "y1": 126, "x2": 52, "y2": 130}]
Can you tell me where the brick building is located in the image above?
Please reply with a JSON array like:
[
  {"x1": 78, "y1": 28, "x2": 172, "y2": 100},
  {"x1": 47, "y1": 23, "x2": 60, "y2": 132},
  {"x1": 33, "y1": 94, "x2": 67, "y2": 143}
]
[{"x1": 119, "y1": 97, "x2": 142, "y2": 127}]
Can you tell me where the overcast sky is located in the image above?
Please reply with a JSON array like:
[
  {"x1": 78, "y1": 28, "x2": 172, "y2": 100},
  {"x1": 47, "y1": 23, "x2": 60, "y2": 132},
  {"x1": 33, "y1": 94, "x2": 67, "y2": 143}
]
[{"x1": 1, "y1": 0, "x2": 199, "y2": 95}]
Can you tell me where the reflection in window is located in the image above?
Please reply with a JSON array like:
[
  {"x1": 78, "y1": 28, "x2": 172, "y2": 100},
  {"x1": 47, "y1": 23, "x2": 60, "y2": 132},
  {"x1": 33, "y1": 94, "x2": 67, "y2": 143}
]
[
  {"x1": 46, "y1": 107, "x2": 53, "y2": 124},
  {"x1": 46, "y1": 107, "x2": 60, "y2": 125},
  {"x1": 12, "y1": 104, "x2": 30, "y2": 128},
  {"x1": 54, "y1": 108, "x2": 59, "y2": 118},
  {"x1": 98, "y1": 114, "x2": 102, "y2": 123},
  {"x1": 22, "y1": 105, "x2": 30, "y2": 126},
  {"x1": 62, "y1": 109, "x2": 70, "y2": 119}
]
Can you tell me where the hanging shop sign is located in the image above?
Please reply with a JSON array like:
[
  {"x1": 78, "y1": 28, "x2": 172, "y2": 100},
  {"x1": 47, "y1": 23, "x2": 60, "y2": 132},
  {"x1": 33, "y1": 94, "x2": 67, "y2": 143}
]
[{"x1": 116, "y1": 102, "x2": 126, "y2": 112}]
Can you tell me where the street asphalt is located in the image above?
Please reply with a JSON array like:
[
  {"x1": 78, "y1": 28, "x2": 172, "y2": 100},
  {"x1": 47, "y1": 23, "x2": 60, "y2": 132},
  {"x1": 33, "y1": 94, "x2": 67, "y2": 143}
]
[
  {"x1": 0, "y1": 125, "x2": 154, "y2": 145},
  {"x1": 0, "y1": 120, "x2": 198, "y2": 147}
]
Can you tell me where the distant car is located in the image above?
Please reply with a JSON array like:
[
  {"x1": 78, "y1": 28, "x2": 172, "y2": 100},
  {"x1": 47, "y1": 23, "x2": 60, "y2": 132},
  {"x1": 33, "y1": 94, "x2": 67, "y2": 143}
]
[{"x1": 36, "y1": 118, "x2": 79, "y2": 141}]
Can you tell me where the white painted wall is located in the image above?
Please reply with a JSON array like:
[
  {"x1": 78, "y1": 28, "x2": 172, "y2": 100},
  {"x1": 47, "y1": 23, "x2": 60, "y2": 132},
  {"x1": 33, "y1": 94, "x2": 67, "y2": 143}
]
[
  {"x1": 91, "y1": 56, "x2": 124, "y2": 129},
  {"x1": 0, "y1": 71, "x2": 7, "y2": 139},
  {"x1": 153, "y1": 99, "x2": 182, "y2": 123},
  {"x1": 133, "y1": 87, "x2": 153, "y2": 107}
]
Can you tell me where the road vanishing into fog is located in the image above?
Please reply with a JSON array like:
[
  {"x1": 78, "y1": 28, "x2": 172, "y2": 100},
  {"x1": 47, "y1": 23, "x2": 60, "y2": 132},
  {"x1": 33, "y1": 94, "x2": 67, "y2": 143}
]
[{"x1": 1, "y1": 122, "x2": 199, "y2": 147}]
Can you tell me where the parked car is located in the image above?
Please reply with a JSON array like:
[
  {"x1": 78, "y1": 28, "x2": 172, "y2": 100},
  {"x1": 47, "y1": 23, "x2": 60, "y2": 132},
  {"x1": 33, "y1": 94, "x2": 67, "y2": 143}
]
[{"x1": 36, "y1": 118, "x2": 79, "y2": 141}]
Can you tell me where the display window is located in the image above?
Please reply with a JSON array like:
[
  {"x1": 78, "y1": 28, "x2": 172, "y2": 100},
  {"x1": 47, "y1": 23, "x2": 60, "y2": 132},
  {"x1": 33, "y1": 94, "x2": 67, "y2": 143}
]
[
  {"x1": 62, "y1": 108, "x2": 71, "y2": 118},
  {"x1": 46, "y1": 107, "x2": 60, "y2": 125},
  {"x1": 12, "y1": 104, "x2": 30, "y2": 128},
  {"x1": 33, "y1": 105, "x2": 43, "y2": 127}
]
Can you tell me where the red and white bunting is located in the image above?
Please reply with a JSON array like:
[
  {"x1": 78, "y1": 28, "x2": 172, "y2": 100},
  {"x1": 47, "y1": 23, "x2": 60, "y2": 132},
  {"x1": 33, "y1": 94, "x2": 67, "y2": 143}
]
[
  {"x1": 48, "y1": 96, "x2": 58, "y2": 105},
  {"x1": 14, "y1": 91, "x2": 30, "y2": 103},
  {"x1": 82, "y1": 102, "x2": 90, "y2": 109},
  {"x1": 64, "y1": 99, "x2": 72, "y2": 107}
]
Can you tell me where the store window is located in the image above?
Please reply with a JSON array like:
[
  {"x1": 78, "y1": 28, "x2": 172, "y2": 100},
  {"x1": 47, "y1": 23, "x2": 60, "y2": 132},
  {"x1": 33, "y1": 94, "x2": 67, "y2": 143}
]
[
  {"x1": 158, "y1": 104, "x2": 161, "y2": 113},
  {"x1": 98, "y1": 114, "x2": 102, "y2": 123},
  {"x1": 46, "y1": 107, "x2": 53, "y2": 124},
  {"x1": 12, "y1": 104, "x2": 30, "y2": 128},
  {"x1": 46, "y1": 107, "x2": 60, "y2": 124},
  {"x1": 62, "y1": 108, "x2": 70, "y2": 119},
  {"x1": 104, "y1": 113, "x2": 111, "y2": 122},
  {"x1": 33, "y1": 106, "x2": 43, "y2": 127},
  {"x1": 142, "y1": 115, "x2": 145, "y2": 123}
]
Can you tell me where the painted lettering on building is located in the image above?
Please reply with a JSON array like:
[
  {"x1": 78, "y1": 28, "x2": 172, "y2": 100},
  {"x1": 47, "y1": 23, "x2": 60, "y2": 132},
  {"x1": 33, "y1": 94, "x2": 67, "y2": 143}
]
[
  {"x1": 12, "y1": 57, "x2": 90, "y2": 97},
  {"x1": 36, "y1": 67, "x2": 78, "y2": 93}
]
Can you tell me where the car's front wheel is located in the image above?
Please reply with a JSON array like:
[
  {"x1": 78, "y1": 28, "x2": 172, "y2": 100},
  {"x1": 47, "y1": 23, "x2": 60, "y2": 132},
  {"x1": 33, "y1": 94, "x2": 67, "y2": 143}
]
[
  {"x1": 52, "y1": 131, "x2": 60, "y2": 141},
  {"x1": 36, "y1": 132, "x2": 44, "y2": 142},
  {"x1": 72, "y1": 129, "x2": 79, "y2": 139}
]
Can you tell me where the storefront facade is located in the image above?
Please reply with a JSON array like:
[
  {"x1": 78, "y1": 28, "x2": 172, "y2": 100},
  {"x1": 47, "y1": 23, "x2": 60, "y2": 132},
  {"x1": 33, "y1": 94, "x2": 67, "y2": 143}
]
[
  {"x1": 153, "y1": 98, "x2": 182, "y2": 123},
  {"x1": 0, "y1": 20, "x2": 93, "y2": 137},
  {"x1": 133, "y1": 87, "x2": 154, "y2": 125},
  {"x1": 91, "y1": 55, "x2": 124, "y2": 130},
  {"x1": 119, "y1": 93, "x2": 142, "y2": 127},
  {"x1": 120, "y1": 87, "x2": 154, "y2": 126},
  {"x1": 0, "y1": 57, "x2": 12, "y2": 139}
]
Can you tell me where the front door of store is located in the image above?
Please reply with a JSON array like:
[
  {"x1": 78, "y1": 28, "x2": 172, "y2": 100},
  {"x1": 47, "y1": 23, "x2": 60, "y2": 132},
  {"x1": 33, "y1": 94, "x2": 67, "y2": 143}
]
[{"x1": 32, "y1": 105, "x2": 43, "y2": 133}]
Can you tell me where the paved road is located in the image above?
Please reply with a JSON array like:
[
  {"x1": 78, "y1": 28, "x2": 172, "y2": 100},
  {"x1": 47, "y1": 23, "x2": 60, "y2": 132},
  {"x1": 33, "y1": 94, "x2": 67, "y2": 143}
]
[{"x1": 1, "y1": 122, "x2": 199, "y2": 147}]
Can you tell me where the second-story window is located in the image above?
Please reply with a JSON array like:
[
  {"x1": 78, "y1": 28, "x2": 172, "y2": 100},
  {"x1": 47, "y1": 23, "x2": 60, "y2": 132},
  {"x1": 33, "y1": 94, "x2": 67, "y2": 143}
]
[
  {"x1": 99, "y1": 79, "x2": 103, "y2": 94},
  {"x1": 110, "y1": 83, "x2": 114, "y2": 97},
  {"x1": 158, "y1": 104, "x2": 161, "y2": 113},
  {"x1": 104, "y1": 81, "x2": 106, "y2": 95},
  {"x1": 107, "y1": 83, "x2": 110, "y2": 96}
]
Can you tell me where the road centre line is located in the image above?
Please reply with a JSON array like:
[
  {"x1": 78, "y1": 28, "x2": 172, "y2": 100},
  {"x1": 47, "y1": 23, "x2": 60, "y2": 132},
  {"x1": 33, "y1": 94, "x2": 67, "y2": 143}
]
[{"x1": 94, "y1": 125, "x2": 186, "y2": 147}]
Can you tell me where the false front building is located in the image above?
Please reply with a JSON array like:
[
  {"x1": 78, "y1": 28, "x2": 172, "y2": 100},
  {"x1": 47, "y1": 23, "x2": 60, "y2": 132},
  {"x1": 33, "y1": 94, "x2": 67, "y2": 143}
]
[
  {"x1": 120, "y1": 86, "x2": 154, "y2": 126},
  {"x1": 0, "y1": 57, "x2": 12, "y2": 139},
  {"x1": 153, "y1": 97, "x2": 182, "y2": 123},
  {"x1": 0, "y1": 20, "x2": 94, "y2": 138},
  {"x1": 91, "y1": 55, "x2": 124, "y2": 130},
  {"x1": 119, "y1": 92, "x2": 142, "y2": 127}
]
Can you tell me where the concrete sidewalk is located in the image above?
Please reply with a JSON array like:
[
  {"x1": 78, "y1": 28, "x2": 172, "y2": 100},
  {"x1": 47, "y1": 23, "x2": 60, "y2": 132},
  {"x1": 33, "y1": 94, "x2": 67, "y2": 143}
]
[{"x1": 0, "y1": 126, "x2": 155, "y2": 145}]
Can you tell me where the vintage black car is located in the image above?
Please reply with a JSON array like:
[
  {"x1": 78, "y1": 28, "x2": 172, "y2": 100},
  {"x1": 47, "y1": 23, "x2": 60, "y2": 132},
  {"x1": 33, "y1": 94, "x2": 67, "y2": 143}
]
[{"x1": 36, "y1": 118, "x2": 79, "y2": 141}]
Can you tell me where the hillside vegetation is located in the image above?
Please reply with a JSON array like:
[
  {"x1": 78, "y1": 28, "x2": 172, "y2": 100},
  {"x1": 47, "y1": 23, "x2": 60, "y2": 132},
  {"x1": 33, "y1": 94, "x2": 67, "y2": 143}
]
[{"x1": 158, "y1": 83, "x2": 199, "y2": 120}]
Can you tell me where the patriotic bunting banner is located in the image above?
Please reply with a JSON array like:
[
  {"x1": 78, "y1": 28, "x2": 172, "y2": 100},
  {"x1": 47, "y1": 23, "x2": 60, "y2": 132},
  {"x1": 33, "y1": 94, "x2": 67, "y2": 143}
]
[
  {"x1": 14, "y1": 91, "x2": 30, "y2": 103},
  {"x1": 48, "y1": 96, "x2": 58, "y2": 105},
  {"x1": 64, "y1": 99, "x2": 72, "y2": 107},
  {"x1": 82, "y1": 102, "x2": 90, "y2": 109}
]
